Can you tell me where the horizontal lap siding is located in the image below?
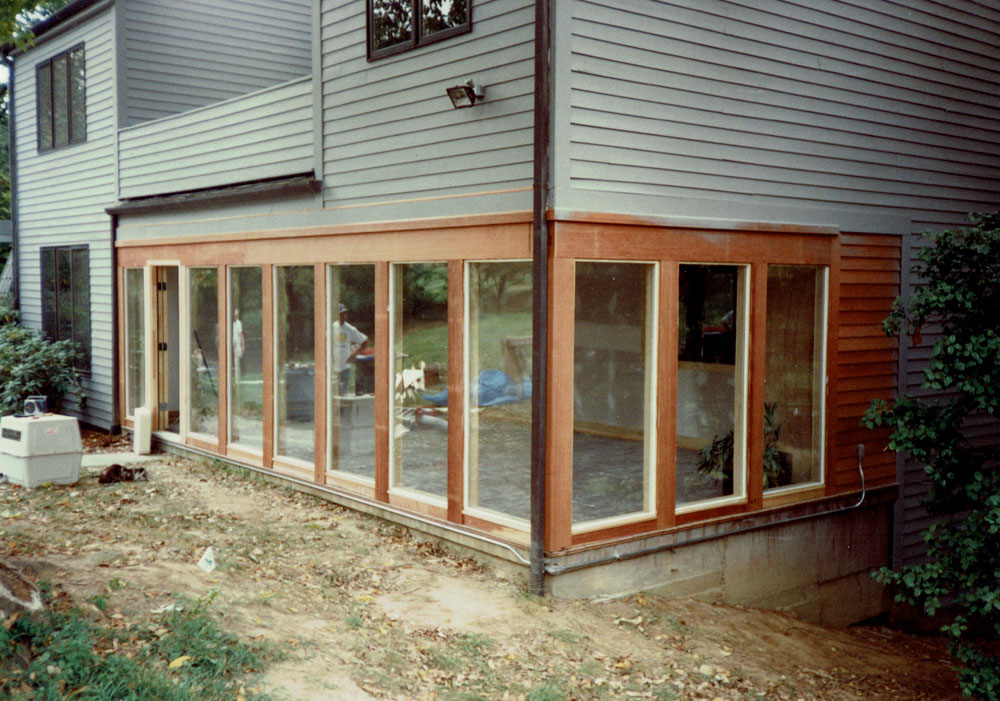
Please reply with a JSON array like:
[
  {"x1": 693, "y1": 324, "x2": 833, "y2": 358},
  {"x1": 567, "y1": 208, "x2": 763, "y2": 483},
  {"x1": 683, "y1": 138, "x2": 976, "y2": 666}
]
[
  {"x1": 564, "y1": 0, "x2": 1000, "y2": 222},
  {"x1": 833, "y1": 235, "x2": 901, "y2": 493},
  {"x1": 13, "y1": 12, "x2": 116, "y2": 428},
  {"x1": 118, "y1": 78, "x2": 314, "y2": 199},
  {"x1": 321, "y1": 0, "x2": 534, "y2": 211},
  {"x1": 121, "y1": 0, "x2": 312, "y2": 127}
]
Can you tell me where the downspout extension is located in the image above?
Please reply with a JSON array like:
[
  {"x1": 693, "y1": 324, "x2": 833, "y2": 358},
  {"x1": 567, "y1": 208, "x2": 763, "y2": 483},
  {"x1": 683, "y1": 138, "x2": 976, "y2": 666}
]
[{"x1": 529, "y1": 0, "x2": 552, "y2": 597}]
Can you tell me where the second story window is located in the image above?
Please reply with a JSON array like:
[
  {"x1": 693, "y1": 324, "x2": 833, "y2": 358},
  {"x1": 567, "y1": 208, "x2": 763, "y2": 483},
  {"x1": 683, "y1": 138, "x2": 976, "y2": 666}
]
[
  {"x1": 36, "y1": 44, "x2": 85, "y2": 152},
  {"x1": 368, "y1": 0, "x2": 470, "y2": 60}
]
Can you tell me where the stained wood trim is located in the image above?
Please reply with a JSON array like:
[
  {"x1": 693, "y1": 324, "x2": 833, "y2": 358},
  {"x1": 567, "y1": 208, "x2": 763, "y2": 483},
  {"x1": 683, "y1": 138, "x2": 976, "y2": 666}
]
[
  {"x1": 387, "y1": 491, "x2": 447, "y2": 521},
  {"x1": 314, "y1": 263, "x2": 327, "y2": 485},
  {"x1": 324, "y1": 471, "x2": 376, "y2": 500},
  {"x1": 571, "y1": 518, "x2": 660, "y2": 546},
  {"x1": 271, "y1": 458, "x2": 314, "y2": 481},
  {"x1": 657, "y1": 261, "x2": 678, "y2": 528},
  {"x1": 227, "y1": 445, "x2": 263, "y2": 467},
  {"x1": 374, "y1": 262, "x2": 390, "y2": 502},
  {"x1": 216, "y1": 266, "x2": 228, "y2": 448},
  {"x1": 116, "y1": 267, "x2": 127, "y2": 421},
  {"x1": 746, "y1": 263, "x2": 767, "y2": 511},
  {"x1": 549, "y1": 210, "x2": 840, "y2": 236},
  {"x1": 546, "y1": 258, "x2": 575, "y2": 552},
  {"x1": 262, "y1": 265, "x2": 274, "y2": 469},
  {"x1": 447, "y1": 260, "x2": 465, "y2": 523},
  {"x1": 186, "y1": 435, "x2": 220, "y2": 453},
  {"x1": 675, "y1": 501, "x2": 748, "y2": 526},
  {"x1": 460, "y1": 513, "x2": 530, "y2": 546}
]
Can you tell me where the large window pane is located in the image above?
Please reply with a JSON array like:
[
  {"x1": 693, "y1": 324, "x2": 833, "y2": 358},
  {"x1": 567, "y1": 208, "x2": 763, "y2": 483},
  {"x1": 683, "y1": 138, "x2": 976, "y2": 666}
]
[
  {"x1": 370, "y1": 0, "x2": 414, "y2": 54},
  {"x1": 71, "y1": 248, "x2": 90, "y2": 372},
  {"x1": 69, "y1": 47, "x2": 85, "y2": 142},
  {"x1": 229, "y1": 267, "x2": 263, "y2": 451},
  {"x1": 37, "y1": 63, "x2": 52, "y2": 150},
  {"x1": 573, "y1": 262, "x2": 656, "y2": 524},
  {"x1": 275, "y1": 266, "x2": 315, "y2": 463},
  {"x1": 328, "y1": 264, "x2": 375, "y2": 478},
  {"x1": 467, "y1": 262, "x2": 532, "y2": 521},
  {"x1": 391, "y1": 263, "x2": 448, "y2": 498},
  {"x1": 52, "y1": 54, "x2": 68, "y2": 147},
  {"x1": 188, "y1": 268, "x2": 218, "y2": 437},
  {"x1": 764, "y1": 266, "x2": 826, "y2": 489},
  {"x1": 421, "y1": 0, "x2": 468, "y2": 39},
  {"x1": 124, "y1": 268, "x2": 145, "y2": 416},
  {"x1": 677, "y1": 265, "x2": 748, "y2": 506}
]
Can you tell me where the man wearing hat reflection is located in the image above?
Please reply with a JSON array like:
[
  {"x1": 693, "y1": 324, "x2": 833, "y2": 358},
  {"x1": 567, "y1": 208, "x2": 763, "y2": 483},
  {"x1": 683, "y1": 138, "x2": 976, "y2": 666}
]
[{"x1": 332, "y1": 303, "x2": 368, "y2": 395}]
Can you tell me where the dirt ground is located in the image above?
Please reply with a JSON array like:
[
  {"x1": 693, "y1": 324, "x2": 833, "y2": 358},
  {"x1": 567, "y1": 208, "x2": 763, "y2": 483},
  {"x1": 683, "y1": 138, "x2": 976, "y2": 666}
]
[{"x1": 0, "y1": 435, "x2": 962, "y2": 700}]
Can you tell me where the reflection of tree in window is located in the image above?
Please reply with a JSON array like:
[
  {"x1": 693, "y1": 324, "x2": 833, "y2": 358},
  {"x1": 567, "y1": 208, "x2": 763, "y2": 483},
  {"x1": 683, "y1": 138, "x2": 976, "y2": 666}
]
[
  {"x1": 371, "y1": 0, "x2": 414, "y2": 52},
  {"x1": 370, "y1": 0, "x2": 469, "y2": 56},
  {"x1": 679, "y1": 265, "x2": 737, "y2": 364},
  {"x1": 422, "y1": 0, "x2": 467, "y2": 37}
]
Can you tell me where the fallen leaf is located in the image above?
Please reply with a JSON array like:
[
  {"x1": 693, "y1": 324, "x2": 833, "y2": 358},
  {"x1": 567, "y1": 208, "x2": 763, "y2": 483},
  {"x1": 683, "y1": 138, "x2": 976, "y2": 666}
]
[{"x1": 168, "y1": 655, "x2": 192, "y2": 669}]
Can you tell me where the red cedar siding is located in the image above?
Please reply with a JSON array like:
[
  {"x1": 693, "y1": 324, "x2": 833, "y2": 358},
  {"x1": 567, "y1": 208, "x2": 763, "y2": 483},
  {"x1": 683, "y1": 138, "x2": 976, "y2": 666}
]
[{"x1": 832, "y1": 234, "x2": 901, "y2": 492}]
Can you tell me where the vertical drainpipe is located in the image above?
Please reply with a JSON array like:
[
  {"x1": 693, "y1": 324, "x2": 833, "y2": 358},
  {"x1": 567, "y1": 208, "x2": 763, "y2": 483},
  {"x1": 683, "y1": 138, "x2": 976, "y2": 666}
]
[
  {"x1": 110, "y1": 213, "x2": 120, "y2": 432},
  {"x1": 529, "y1": 0, "x2": 552, "y2": 596},
  {"x1": 4, "y1": 55, "x2": 19, "y2": 311}
]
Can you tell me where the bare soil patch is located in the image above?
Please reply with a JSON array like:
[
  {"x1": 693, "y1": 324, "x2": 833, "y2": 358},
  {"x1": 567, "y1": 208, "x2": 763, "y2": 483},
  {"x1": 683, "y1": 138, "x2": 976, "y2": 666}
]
[{"x1": 0, "y1": 441, "x2": 960, "y2": 699}]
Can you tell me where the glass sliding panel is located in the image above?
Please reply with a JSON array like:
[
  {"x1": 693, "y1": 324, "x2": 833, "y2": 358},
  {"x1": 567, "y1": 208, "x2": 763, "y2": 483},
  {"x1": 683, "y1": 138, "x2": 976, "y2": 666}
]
[
  {"x1": 52, "y1": 54, "x2": 68, "y2": 147},
  {"x1": 391, "y1": 263, "x2": 448, "y2": 499},
  {"x1": 41, "y1": 248, "x2": 56, "y2": 337},
  {"x1": 124, "y1": 268, "x2": 145, "y2": 416},
  {"x1": 188, "y1": 268, "x2": 218, "y2": 437},
  {"x1": 37, "y1": 63, "x2": 52, "y2": 150},
  {"x1": 56, "y1": 248, "x2": 72, "y2": 343},
  {"x1": 764, "y1": 266, "x2": 827, "y2": 489},
  {"x1": 229, "y1": 267, "x2": 263, "y2": 452},
  {"x1": 275, "y1": 266, "x2": 315, "y2": 463},
  {"x1": 71, "y1": 248, "x2": 90, "y2": 372},
  {"x1": 572, "y1": 262, "x2": 656, "y2": 524},
  {"x1": 466, "y1": 262, "x2": 532, "y2": 521},
  {"x1": 328, "y1": 264, "x2": 375, "y2": 478},
  {"x1": 69, "y1": 47, "x2": 85, "y2": 143},
  {"x1": 677, "y1": 265, "x2": 748, "y2": 506}
]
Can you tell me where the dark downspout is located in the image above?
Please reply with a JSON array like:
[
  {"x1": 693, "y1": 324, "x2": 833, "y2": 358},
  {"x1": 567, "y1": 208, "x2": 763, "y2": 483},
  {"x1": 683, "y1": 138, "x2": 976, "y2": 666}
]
[
  {"x1": 5, "y1": 56, "x2": 18, "y2": 310},
  {"x1": 110, "y1": 213, "x2": 120, "y2": 433},
  {"x1": 529, "y1": 0, "x2": 551, "y2": 596}
]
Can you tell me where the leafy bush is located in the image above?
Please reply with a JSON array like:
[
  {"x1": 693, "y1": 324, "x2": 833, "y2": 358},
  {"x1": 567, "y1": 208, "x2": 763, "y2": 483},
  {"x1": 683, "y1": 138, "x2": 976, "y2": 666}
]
[
  {"x1": 864, "y1": 212, "x2": 1000, "y2": 699},
  {"x1": 0, "y1": 299, "x2": 82, "y2": 416}
]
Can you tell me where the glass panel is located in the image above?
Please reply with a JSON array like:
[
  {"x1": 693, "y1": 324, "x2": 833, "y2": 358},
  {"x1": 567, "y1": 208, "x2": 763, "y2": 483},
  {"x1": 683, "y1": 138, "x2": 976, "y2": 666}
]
[
  {"x1": 71, "y1": 248, "x2": 90, "y2": 372},
  {"x1": 124, "y1": 268, "x2": 145, "y2": 416},
  {"x1": 52, "y1": 54, "x2": 68, "y2": 147},
  {"x1": 572, "y1": 262, "x2": 656, "y2": 524},
  {"x1": 41, "y1": 248, "x2": 56, "y2": 337},
  {"x1": 371, "y1": 0, "x2": 414, "y2": 53},
  {"x1": 764, "y1": 266, "x2": 826, "y2": 489},
  {"x1": 69, "y1": 47, "x2": 85, "y2": 143},
  {"x1": 229, "y1": 267, "x2": 263, "y2": 451},
  {"x1": 392, "y1": 263, "x2": 448, "y2": 498},
  {"x1": 467, "y1": 262, "x2": 532, "y2": 521},
  {"x1": 677, "y1": 265, "x2": 748, "y2": 506},
  {"x1": 188, "y1": 268, "x2": 218, "y2": 437},
  {"x1": 275, "y1": 266, "x2": 315, "y2": 463},
  {"x1": 56, "y1": 248, "x2": 72, "y2": 343},
  {"x1": 37, "y1": 63, "x2": 52, "y2": 150},
  {"x1": 328, "y1": 264, "x2": 375, "y2": 478},
  {"x1": 422, "y1": 0, "x2": 468, "y2": 38}
]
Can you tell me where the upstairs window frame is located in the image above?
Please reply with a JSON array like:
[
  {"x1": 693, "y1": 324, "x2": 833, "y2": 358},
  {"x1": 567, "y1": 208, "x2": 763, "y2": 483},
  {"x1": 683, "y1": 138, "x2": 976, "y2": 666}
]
[
  {"x1": 36, "y1": 43, "x2": 86, "y2": 152},
  {"x1": 367, "y1": 0, "x2": 471, "y2": 61},
  {"x1": 41, "y1": 244, "x2": 91, "y2": 374}
]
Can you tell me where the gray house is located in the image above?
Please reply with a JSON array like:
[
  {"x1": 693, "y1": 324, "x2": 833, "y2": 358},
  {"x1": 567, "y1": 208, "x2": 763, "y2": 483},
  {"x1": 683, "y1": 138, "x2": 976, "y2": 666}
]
[{"x1": 6, "y1": 0, "x2": 999, "y2": 622}]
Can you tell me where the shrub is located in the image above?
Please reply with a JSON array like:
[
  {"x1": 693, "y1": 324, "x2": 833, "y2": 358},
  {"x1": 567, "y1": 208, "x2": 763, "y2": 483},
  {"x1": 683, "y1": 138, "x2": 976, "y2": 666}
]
[
  {"x1": 0, "y1": 299, "x2": 82, "y2": 417},
  {"x1": 864, "y1": 212, "x2": 1000, "y2": 699}
]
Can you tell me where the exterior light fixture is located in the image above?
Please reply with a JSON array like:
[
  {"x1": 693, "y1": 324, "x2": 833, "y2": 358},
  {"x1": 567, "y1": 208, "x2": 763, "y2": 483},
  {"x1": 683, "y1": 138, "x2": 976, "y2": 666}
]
[{"x1": 447, "y1": 80, "x2": 484, "y2": 108}]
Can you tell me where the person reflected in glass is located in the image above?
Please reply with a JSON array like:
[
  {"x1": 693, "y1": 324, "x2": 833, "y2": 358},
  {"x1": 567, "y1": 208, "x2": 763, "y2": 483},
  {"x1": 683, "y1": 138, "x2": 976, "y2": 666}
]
[
  {"x1": 332, "y1": 303, "x2": 369, "y2": 395},
  {"x1": 232, "y1": 308, "x2": 245, "y2": 383}
]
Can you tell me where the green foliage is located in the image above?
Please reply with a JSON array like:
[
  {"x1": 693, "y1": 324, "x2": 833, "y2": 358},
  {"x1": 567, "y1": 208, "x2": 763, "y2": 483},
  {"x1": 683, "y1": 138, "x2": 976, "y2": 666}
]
[
  {"x1": 696, "y1": 402, "x2": 791, "y2": 490},
  {"x1": 0, "y1": 590, "x2": 277, "y2": 700},
  {"x1": 0, "y1": 301, "x2": 81, "y2": 416},
  {"x1": 864, "y1": 212, "x2": 1000, "y2": 699}
]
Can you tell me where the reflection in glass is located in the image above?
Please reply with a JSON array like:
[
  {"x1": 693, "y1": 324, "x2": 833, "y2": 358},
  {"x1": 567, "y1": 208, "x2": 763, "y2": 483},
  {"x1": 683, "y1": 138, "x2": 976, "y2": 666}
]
[
  {"x1": 328, "y1": 265, "x2": 376, "y2": 478},
  {"x1": 71, "y1": 248, "x2": 90, "y2": 370},
  {"x1": 764, "y1": 266, "x2": 826, "y2": 489},
  {"x1": 467, "y1": 262, "x2": 532, "y2": 520},
  {"x1": 229, "y1": 267, "x2": 263, "y2": 451},
  {"x1": 572, "y1": 262, "x2": 656, "y2": 524},
  {"x1": 422, "y1": 0, "x2": 468, "y2": 38},
  {"x1": 678, "y1": 265, "x2": 747, "y2": 506},
  {"x1": 188, "y1": 268, "x2": 218, "y2": 437},
  {"x1": 69, "y1": 47, "x2": 85, "y2": 142},
  {"x1": 38, "y1": 62, "x2": 52, "y2": 150},
  {"x1": 124, "y1": 268, "x2": 144, "y2": 416},
  {"x1": 52, "y1": 54, "x2": 68, "y2": 147},
  {"x1": 392, "y1": 263, "x2": 448, "y2": 498},
  {"x1": 370, "y1": 0, "x2": 414, "y2": 53},
  {"x1": 275, "y1": 266, "x2": 315, "y2": 463}
]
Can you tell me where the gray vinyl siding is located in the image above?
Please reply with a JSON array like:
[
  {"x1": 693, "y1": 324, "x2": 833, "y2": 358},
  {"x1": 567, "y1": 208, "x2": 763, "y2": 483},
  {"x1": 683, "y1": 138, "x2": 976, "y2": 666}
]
[
  {"x1": 13, "y1": 9, "x2": 116, "y2": 429},
  {"x1": 118, "y1": 77, "x2": 314, "y2": 199},
  {"x1": 556, "y1": 0, "x2": 1000, "y2": 231},
  {"x1": 120, "y1": 0, "x2": 312, "y2": 127},
  {"x1": 320, "y1": 0, "x2": 534, "y2": 220}
]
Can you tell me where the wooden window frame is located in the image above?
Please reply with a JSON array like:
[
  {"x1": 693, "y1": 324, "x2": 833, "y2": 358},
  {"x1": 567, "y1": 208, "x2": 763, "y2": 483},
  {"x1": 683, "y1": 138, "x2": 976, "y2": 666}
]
[
  {"x1": 41, "y1": 244, "x2": 91, "y2": 374},
  {"x1": 367, "y1": 0, "x2": 472, "y2": 61},
  {"x1": 35, "y1": 43, "x2": 86, "y2": 152}
]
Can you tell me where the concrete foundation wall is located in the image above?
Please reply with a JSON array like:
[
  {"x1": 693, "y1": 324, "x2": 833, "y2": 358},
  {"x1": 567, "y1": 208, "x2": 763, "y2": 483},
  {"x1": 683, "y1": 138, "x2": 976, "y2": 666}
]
[{"x1": 547, "y1": 502, "x2": 891, "y2": 626}]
